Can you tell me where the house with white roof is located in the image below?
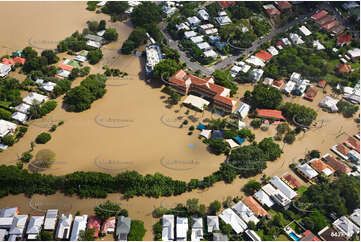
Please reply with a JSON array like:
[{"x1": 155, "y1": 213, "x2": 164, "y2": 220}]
[
  {"x1": 319, "y1": 96, "x2": 339, "y2": 112},
  {"x1": 267, "y1": 46, "x2": 279, "y2": 56},
  {"x1": 8, "y1": 215, "x2": 28, "y2": 241},
  {"x1": 231, "y1": 202, "x2": 259, "y2": 225},
  {"x1": 299, "y1": 25, "x2": 312, "y2": 36},
  {"x1": 40, "y1": 82, "x2": 57, "y2": 92},
  {"x1": 0, "y1": 63, "x2": 11, "y2": 77},
  {"x1": 296, "y1": 163, "x2": 319, "y2": 181},
  {"x1": 176, "y1": 23, "x2": 190, "y2": 31},
  {"x1": 207, "y1": 216, "x2": 219, "y2": 233},
  {"x1": 0, "y1": 120, "x2": 17, "y2": 138},
  {"x1": 245, "y1": 229, "x2": 262, "y2": 241},
  {"x1": 0, "y1": 217, "x2": 14, "y2": 229},
  {"x1": 254, "y1": 189, "x2": 275, "y2": 207},
  {"x1": 14, "y1": 103, "x2": 31, "y2": 114},
  {"x1": 0, "y1": 207, "x2": 18, "y2": 218},
  {"x1": 187, "y1": 16, "x2": 201, "y2": 27},
  {"x1": 234, "y1": 61, "x2": 251, "y2": 73},
  {"x1": 215, "y1": 12, "x2": 232, "y2": 26},
  {"x1": 11, "y1": 112, "x2": 27, "y2": 123},
  {"x1": 0, "y1": 229, "x2": 7, "y2": 241},
  {"x1": 190, "y1": 36, "x2": 204, "y2": 44},
  {"x1": 283, "y1": 81, "x2": 296, "y2": 95},
  {"x1": 70, "y1": 215, "x2": 88, "y2": 241},
  {"x1": 184, "y1": 31, "x2": 198, "y2": 39},
  {"x1": 269, "y1": 176, "x2": 297, "y2": 200},
  {"x1": 333, "y1": 216, "x2": 360, "y2": 238},
  {"x1": 281, "y1": 37, "x2": 291, "y2": 46},
  {"x1": 55, "y1": 214, "x2": 72, "y2": 240},
  {"x1": 163, "y1": 5, "x2": 177, "y2": 17},
  {"x1": 250, "y1": 69, "x2": 264, "y2": 82},
  {"x1": 262, "y1": 184, "x2": 291, "y2": 208},
  {"x1": 74, "y1": 55, "x2": 87, "y2": 62},
  {"x1": 219, "y1": 208, "x2": 247, "y2": 234},
  {"x1": 86, "y1": 40, "x2": 102, "y2": 49},
  {"x1": 347, "y1": 48, "x2": 360, "y2": 62},
  {"x1": 198, "y1": 9, "x2": 209, "y2": 21},
  {"x1": 162, "y1": 215, "x2": 174, "y2": 241},
  {"x1": 204, "y1": 49, "x2": 218, "y2": 58},
  {"x1": 197, "y1": 42, "x2": 212, "y2": 51},
  {"x1": 26, "y1": 216, "x2": 44, "y2": 240},
  {"x1": 23, "y1": 92, "x2": 48, "y2": 106},
  {"x1": 234, "y1": 103, "x2": 250, "y2": 119},
  {"x1": 230, "y1": 65, "x2": 242, "y2": 78},
  {"x1": 176, "y1": 217, "x2": 188, "y2": 241},
  {"x1": 245, "y1": 56, "x2": 265, "y2": 67},
  {"x1": 44, "y1": 209, "x2": 58, "y2": 230},
  {"x1": 313, "y1": 40, "x2": 325, "y2": 50},
  {"x1": 191, "y1": 217, "x2": 203, "y2": 241},
  {"x1": 350, "y1": 209, "x2": 360, "y2": 227},
  {"x1": 263, "y1": 77, "x2": 274, "y2": 86},
  {"x1": 289, "y1": 33, "x2": 304, "y2": 45}
]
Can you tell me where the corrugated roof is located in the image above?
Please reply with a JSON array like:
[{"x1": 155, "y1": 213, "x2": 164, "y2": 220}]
[
  {"x1": 256, "y1": 108, "x2": 286, "y2": 120},
  {"x1": 311, "y1": 10, "x2": 328, "y2": 20},
  {"x1": 243, "y1": 196, "x2": 270, "y2": 217}
]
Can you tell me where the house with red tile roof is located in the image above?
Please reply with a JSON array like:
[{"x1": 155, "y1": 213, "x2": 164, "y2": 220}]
[
  {"x1": 168, "y1": 70, "x2": 238, "y2": 113},
  {"x1": 13, "y1": 57, "x2": 26, "y2": 65},
  {"x1": 255, "y1": 50, "x2": 273, "y2": 62},
  {"x1": 275, "y1": 1, "x2": 292, "y2": 10},
  {"x1": 331, "y1": 143, "x2": 350, "y2": 160},
  {"x1": 218, "y1": 1, "x2": 235, "y2": 8},
  {"x1": 322, "y1": 154, "x2": 352, "y2": 175},
  {"x1": 315, "y1": 15, "x2": 334, "y2": 25},
  {"x1": 2, "y1": 58, "x2": 15, "y2": 66},
  {"x1": 272, "y1": 79, "x2": 284, "y2": 89},
  {"x1": 310, "y1": 159, "x2": 335, "y2": 176},
  {"x1": 337, "y1": 33, "x2": 353, "y2": 46},
  {"x1": 243, "y1": 196, "x2": 270, "y2": 218},
  {"x1": 275, "y1": 41, "x2": 284, "y2": 49},
  {"x1": 300, "y1": 230, "x2": 320, "y2": 241},
  {"x1": 311, "y1": 10, "x2": 328, "y2": 20},
  {"x1": 318, "y1": 80, "x2": 326, "y2": 88},
  {"x1": 304, "y1": 86, "x2": 318, "y2": 101},
  {"x1": 322, "y1": 20, "x2": 339, "y2": 31},
  {"x1": 263, "y1": 4, "x2": 281, "y2": 18},
  {"x1": 59, "y1": 63, "x2": 73, "y2": 72},
  {"x1": 282, "y1": 173, "x2": 302, "y2": 189},
  {"x1": 87, "y1": 216, "x2": 102, "y2": 238},
  {"x1": 344, "y1": 136, "x2": 360, "y2": 153},
  {"x1": 256, "y1": 108, "x2": 286, "y2": 121}
]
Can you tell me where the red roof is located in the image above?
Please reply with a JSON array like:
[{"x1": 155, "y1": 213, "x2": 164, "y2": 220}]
[
  {"x1": 322, "y1": 20, "x2": 339, "y2": 30},
  {"x1": 318, "y1": 80, "x2": 326, "y2": 88},
  {"x1": 344, "y1": 136, "x2": 360, "y2": 153},
  {"x1": 275, "y1": 1, "x2": 292, "y2": 10},
  {"x1": 337, "y1": 33, "x2": 353, "y2": 44},
  {"x1": 243, "y1": 196, "x2": 270, "y2": 217},
  {"x1": 13, "y1": 57, "x2": 25, "y2": 65},
  {"x1": 101, "y1": 217, "x2": 116, "y2": 234},
  {"x1": 304, "y1": 87, "x2": 318, "y2": 101},
  {"x1": 255, "y1": 50, "x2": 273, "y2": 61},
  {"x1": 311, "y1": 10, "x2": 328, "y2": 20},
  {"x1": 310, "y1": 159, "x2": 335, "y2": 174},
  {"x1": 266, "y1": 7, "x2": 281, "y2": 16},
  {"x1": 336, "y1": 144, "x2": 350, "y2": 156},
  {"x1": 272, "y1": 79, "x2": 284, "y2": 88},
  {"x1": 218, "y1": 1, "x2": 235, "y2": 8},
  {"x1": 323, "y1": 155, "x2": 352, "y2": 174},
  {"x1": 256, "y1": 108, "x2": 286, "y2": 120},
  {"x1": 300, "y1": 230, "x2": 321, "y2": 241},
  {"x1": 275, "y1": 41, "x2": 284, "y2": 47},
  {"x1": 2, "y1": 58, "x2": 15, "y2": 65},
  {"x1": 282, "y1": 173, "x2": 302, "y2": 188},
  {"x1": 87, "y1": 216, "x2": 102, "y2": 238},
  {"x1": 59, "y1": 63, "x2": 73, "y2": 72}
]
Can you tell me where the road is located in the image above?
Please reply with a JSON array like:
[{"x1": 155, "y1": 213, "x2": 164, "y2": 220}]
[{"x1": 159, "y1": 10, "x2": 316, "y2": 75}]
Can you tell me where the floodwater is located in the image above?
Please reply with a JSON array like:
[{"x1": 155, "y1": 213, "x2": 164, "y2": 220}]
[{"x1": 0, "y1": 2, "x2": 360, "y2": 240}]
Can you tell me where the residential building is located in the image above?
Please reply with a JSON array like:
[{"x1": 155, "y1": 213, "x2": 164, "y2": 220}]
[
  {"x1": 272, "y1": 79, "x2": 284, "y2": 89},
  {"x1": 342, "y1": 2, "x2": 360, "y2": 10},
  {"x1": 204, "y1": 49, "x2": 218, "y2": 58},
  {"x1": 309, "y1": 158, "x2": 335, "y2": 176},
  {"x1": 215, "y1": 12, "x2": 232, "y2": 26},
  {"x1": 263, "y1": 77, "x2": 273, "y2": 86},
  {"x1": 319, "y1": 96, "x2": 339, "y2": 112},
  {"x1": 176, "y1": 217, "x2": 188, "y2": 241},
  {"x1": 344, "y1": 136, "x2": 360, "y2": 153},
  {"x1": 311, "y1": 10, "x2": 328, "y2": 20},
  {"x1": 337, "y1": 33, "x2": 353, "y2": 46},
  {"x1": 196, "y1": 42, "x2": 212, "y2": 51},
  {"x1": 26, "y1": 216, "x2": 44, "y2": 240},
  {"x1": 219, "y1": 208, "x2": 247, "y2": 234},
  {"x1": 230, "y1": 65, "x2": 242, "y2": 78},
  {"x1": 350, "y1": 209, "x2": 360, "y2": 227},
  {"x1": 322, "y1": 154, "x2": 352, "y2": 175},
  {"x1": 191, "y1": 217, "x2": 203, "y2": 241},
  {"x1": 255, "y1": 50, "x2": 273, "y2": 62},
  {"x1": 269, "y1": 176, "x2": 297, "y2": 200},
  {"x1": 347, "y1": 48, "x2": 360, "y2": 62},
  {"x1": 22, "y1": 92, "x2": 48, "y2": 106},
  {"x1": 245, "y1": 56, "x2": 265, "y2": 67},
  {"x1": 116, "y1": 216, "x2": 131, "y2": 241},
  {"x1": 318, "y1": 226, "x2": 347, "y2": 241},
  {"x1": 250, "y1": 69, "x2": 264, "y2": 82},
  {"x1": 182, "y1": 95, "x2": 210, "y2": 111},
  {"x1": 190, "y1": 36, "x2": 204, "y2": 44},
  {"x1": 176, "y1": 23, "x2": 190, "y2": 31},
  {"x1": 330, "y1": 24, "x2": 345, "y2": 36},
  {"x1": 300, "y1": 230, "x2": 320, "y2": 241},
  {"x1": 184, "y1": 31, "x2": 197, "y2": 39},
  {"x1": 197, "y1": 9, "x2": 209, "y2": 21},
  {"x1": 0, "y1": 207, "x2": 18, "y2": 218},
  {"x1": 281, "y1": 37, "x2": 291, "y2": 46},
  {"x1": 243, "y1": 196, "x2": 271, "y2": 217},
  {"x1": 215, "y1": 41, "x2": 227, "y2": 51},
  {"x1": 0, "y1": 63, "x2": 11, "y2": 77},
  {"x1": 304, "y1": 86, "x2": 318, "y2": 101},
  {"x1": 231, "y1": 201, "x2": 259, "y2": 224},
  {"x1": 297, "y1": 163, "x2": 319, "y2": 181},
  {"x1": 275, "y1": 1, "x2": 292, "y2": 10},
  {"x1": 253, "y1": 190, "x2": 275, "y2": 208},
  {"x1": 0, "y1": 120, "x2": 17, "y2": 139},
  {"x1": 0, "y1": 229, "x2": 7, "y2": 241},
  {"x1": 102, "y1": 217, "x2": 116, "y2": 234},
  {"x1": 348, "y1": 150, "x2": 360, "y2": 164},
  {"x1": 218, "y1": 1, "x2": 236, "y2": 8},
  {"x1": 13, "y1": 57, "x2": 26, "y2": 65},
  {"x1": 263, "y1": 4, "x2": 280, "y2": 18},
  {"x1": 208, "y1": 35, "x2": 220, "y2": 44},
  {"x1": 207, "y1": 216, "x2": 219, "y2": 233},
  {"x1": 245, "y1": 229, "x2": 262, "y2": 241},
  {"x1": 234, "y1": 103, "x2": 250, "y2": 119},
  {"x1": 145, "y1": 44, "x2": 163, "y2": 75},
  {"x1": 44, "y1": 209, "x2": 58, "y2": 230},
  {"x1": 85, "y1": 34, "x2": 103, "y2": 43},
  {"x1": 0, "y1": 217, "x2": 14, "y2": 229},
  {"x1": 187, "y1": 16, "x2": 201, "y2": 27},
  {"x1": 234, "y1": 61, "x2": 251, "y2": 73},
  {"x1": 86, "y1": 40, "x2": 102, "y2": 48},
  {"x1": 318, "y1": 80, "x2": 326, "y2": 88},
  {"x1": 8, "y1": 215, "x2": 28, "y2": 241},
  {"x1": 87, "y1": 216, "x2": 101, "y2": 238},
  {"x1": 213, "y1": 233, "x2": 228, "y2": 241},
  {"x1": 70, "y1": 215, "x2": 88, "y2": 241},
  {"x1": 333, "y1": 216, "x2": 360, "y2": 239},
  {"x1": 162, "y1": 215, "x2": 174, "y2": 241},
  {"x1": 282, "y1": 173, "x2": 302, "y2": 189},
  {"x1": 267, "y1": 46, "x2": 279, "y2": 56},
  {"x1": 55, "y1": 214, "x2": 72, "y2": 240},
  {"x1": 331, "y1": 143, "x2": 350, "y2": 160},
  {"x1": 11, "y1": 112, "x2": 27, "y2": 123},
  {"x1": 162, "y1": 5, "x2": 176, "y2": 17},
  {"x1": 262, "y1": 184, "x2": 291, "y2": 208},
  {"x1": 275, "y1": 41, "x2": 284, "y2": 49},
  {"x1": 313, "y1": 40, "x2": 325, "y2": 50},
  {"x1": 40, "y1": 81, "x2": 57, "y2": 92},
  {"x1": 168, "y1": 70, "x2": 238, "y2": 113},
  {"x1": 315, "y1": 15, "x2": 334, "y2": 25},
  {"x1": 322, "y1": 20, "x2": 339, "y2": 31},
  {"x1": 299, "y1": 25, "x2": 312, "y2": 36},
  {"x1": 337, "y1": 63, "x2": 352, "y2": 73},
  {"x1": 256, "y1": 108, "x2": 286, "y2": 121},
  {"x1": 289, "y1": 33, "x2": 304, "y2": 44}
]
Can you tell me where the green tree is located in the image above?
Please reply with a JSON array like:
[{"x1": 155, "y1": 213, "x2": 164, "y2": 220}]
[
  {"x1": 153, "y1": 59, "x2": 182, "y2": 81},
  {"x1": 64, "y1": 86, "x2": 94, "y2": 112},
  {"x1": 94, "y1": 200, "x2": 128, "y2": 221},
  {"x1": 209, "y1": 200, "x2": 221, "y2": 215},
  {"x1": 243, "y1": 180, "x2": 261, "y2": 195},
  {"x1": 21, "y1": 151, "x2": 33, "y2": 163},
  {"x1": 130, "y1": 2, "x2": 162, "y2": 27},
  {"x1": 208, "y1": 138, "x2": 230, "y2": 155},
  {"x1": 79, "y1": 229, "x2": 95, "y2": 241},
  {"x1": 104, "y1": 28, "x2": 118, "y2": 42},
  {"x1": 121, "y1": 40, "x2": 136, "y2": 54},
  {"x1": 258, "y1": 137, "x2": 283, "y2": 161},
  {"x1": 281, "y1": 102, "x2": 317, "y2": 126},
  {"x1": 128, "y1": 220, "x2": 146, "y2": 241},
  {"x1": 2, "y1": 134, "x2": 15, "y2": 146},
  {"x1": 37, "y1": 230, "x2": 53, "y2": 241},
  {"x1": 212, "y1": 70, "x2": 238, "y2": 96},
  {"x1": 250, "y1": 119, "x2": 262, "y2": 128},
  {"x1": 34, "y1": 149, "x2": 56, "y2": 168},
  {"x1": 250, "y1": 85, "x2": 283, "y2": 109},
  {"x1": 41, "y1": 50, "x2": 59, "y2": 64},
  {"x1": 35, "y1": 132, "x2": 51, "y2": 144},
  {"x1": 87, "y1": 49, "x2": 103, "y2": 65},
  {"x1": 0, "y1": 108, "x2": 12, "y2": 120},
  {"x1": 283, "y1": 131, "x2": 296, "y2": 144}
]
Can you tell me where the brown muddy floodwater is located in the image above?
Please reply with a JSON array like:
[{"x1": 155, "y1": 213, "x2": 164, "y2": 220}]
[{"x1": 0, "y1": 2, "x2": 360, "y2": 240}]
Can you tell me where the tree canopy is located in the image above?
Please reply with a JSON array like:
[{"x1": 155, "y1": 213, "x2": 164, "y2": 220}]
[
  {"x1": 250, "y1": 85, "x2": 283, "y2": 109},
  {"x1": 130, "y1": 2, "x2": 162, "y2": 27}
]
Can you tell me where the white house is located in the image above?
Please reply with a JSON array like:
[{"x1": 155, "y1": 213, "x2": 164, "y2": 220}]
[
  {"x1": 267, "y1": 46, "x2": 279, "y2": 56},
  {"x1": 313, "y1": 40, "x2": 325, "y2": 50},
  {"x1": 263, "y1": 77, "x2": 274, "y2": 86},
  {"x1": 350, "y1": 209, "x2": 360, "y2": 227},
  {"x1": 163, "y1": 5, "x2": 177, "y2": 17},
  {"x1": 299, "y1": 25, "x2": 312, "y2": 36},
  {"x1": 215, "y1": 12, "x2": 232, "y2": 26},
  {"x1": 55, "y1": 214, "x2": 73, "y2": 240},
  {"x1": 176, "y1": 217, "x2": 188, "y2": 241},
  {"x1": 8, "y1": 215, "x2": 28, "y2": 241},
  {"x1": 204, "y1": 49, "x2": 218, "y2": 58},
  {"x1": 0, "y1": 120, "x2": 17, "y2": 138},
  {"x1": 70, "y1": 215, "x2": 88, "y2": 241},
  {"x1": 297, "y1": 163, "x2": 319, "y2": 180},
  {"x1": 269, "y1": 176, "x2": 297, "y2": 200},
  {"x1": 176, "y1": 23, "x2": 190, "y2": 31},
  {"x1": 191, "y1": 217, "x2": 203, "y2": 241},
  {"x1": 187, "y1": 16, "x2": 201, "y2": 27},
  {"x1": 11, "y1": 112, "x2": 27, "y2": 124},
  {"x1": 0, "y1": 217, "x2": 14, "y2": 229},
  {"x1": 26, "y1": 216, "x2": 44, "y2": 240},
  {"x1": 23, "y1": 92, "x2": 48, "y2": 106},
  {"x1": 0, "y1": 207, "x2": 18, "y2": 217},
  {"x1": 219, "y1": 208, "x2": 247, "y2": 234},
  {"x1": 333, "y1": 216, "x2": 360, "y2": 238},
  {"x1": 319, "y1": 96, "x2": 339, "y2": 112},
  {"x1": 162, "y1": 215, "x2": 174, "y2": 241},
  {"x1": 347, "y1": 48, "x2": 360, "y2": 61},
  {"x1": 245, "y1": 56, "x2": 265, "y2": 67},
  {"x1": 230, "y1": 65, "x2": 242, "y2": 78},
  {"x1": 14, "y1": 103, "x2": 31, "y2": 114},
  {"x1": 197, "y1": 42, "x2": 212, "y2": 51},
  {"x1": 207, "y1": 216, "x2": 219, "y2": 233},
  {"x1": 235, "y1": 61, "x2": 251, "y2": 73},
  {"x1": 86, "y1": 40, "x2": 102, "y2": 48},
  {"x1": 283, "y1": 81, "x2": 296, "y2": 95},
  {"x1": 262, "y1": 184, "x2": 291, "y2": 208},
  {"x1": 184, "y1": 31, "x2": 198, "y2": 39},
  {"x1": 0, "y1": 229, "x2": 7, "y2": 241},
  {"x1": 289, "y1": 33, "x2": 304, "y2": 45},
  {"x1": 74, "y1": 55, "x2": 87, "y2": 62},
  {"x1": 44, "y1": 209, "x2": 58, "y2": 230},
  {"x1": 234, "y1": 103, "x2": 250, "y2": 119},
  {"x1": 57, "y1": 69, "x2": 71, "y2": 78},
  {"x1": 281, "y1": 37, "x2": 292, "y2": 46},
  {"x1": 231, "y1": 201, "x2": 259, "y2": 225},
  {"x1": 245, "y1": 229, "x2": 262, "y2": 241},
  {"x1": 197, "y1": 9, "x2": 209, "y2": 21},
  {"x1": 254, "y1": 189, "x2": 275, "y2": 207},
  {"x1": 40, "y1": 82, "x2": 57, "y2": 92},
  {"x1": 190, "y1": 36, "x2": 204, "y2": 44},
  {"x1": 250, "y1": 69, "x2": 264, "y2": 82},
  {"x1": 0, "y1": 63, "x2": 11, "y2": 77}
]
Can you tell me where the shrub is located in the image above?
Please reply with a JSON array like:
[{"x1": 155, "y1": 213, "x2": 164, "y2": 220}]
[
  {"x1": 2, "y1": 134, "x2": 15, "y2": 146},
  {"x1": 35, "y1": 132, "x2": 51, "y2": 144},
  {"x1": 40, "y1": 101, "x2": 57, "y2": 116},
  {"x1": 208, "y1": 138, "x2": 230, "y2": 155},
  {"x1": 21, "y1": 151, "x2": 33, "y2": 162},
  {"x1": 284, "y1": 131, "x2": 296, "y2": 144},
  {"x1": 250, "y1": 119, "x2": 262, "y2": 128},
  {"x1": 128, "y1": 220, "x2": 146, "y2": 241}
]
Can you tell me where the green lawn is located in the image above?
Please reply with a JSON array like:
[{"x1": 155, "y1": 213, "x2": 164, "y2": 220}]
[
  {"x1": 297, "y1": 186, "x2": 308, "y2": 196},
  {"x1": 277, "y1": 233, "x2": 291, "y2": 241},
  {"x1": 0, "y1": 101, "x2": 11, "y2": 108}
]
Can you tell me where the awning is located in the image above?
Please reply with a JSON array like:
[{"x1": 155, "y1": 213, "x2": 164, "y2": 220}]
[
  {"x1": 197, "y1": 122, "x2": 207, "y2": 130},
  {"x1": 233, "y1": 136, "x2": 245, "y2": 145}
]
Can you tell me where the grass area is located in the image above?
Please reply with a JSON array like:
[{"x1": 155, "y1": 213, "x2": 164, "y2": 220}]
[
  {"x1": 277, "y1": 233, "x2": 291, "y2": 241},
  {"x1": 297, "y1": 186, "x2": 308, "y2": 196},
  {"x1": 0, "y1": 101, "x2": 11, "y2": 108}
]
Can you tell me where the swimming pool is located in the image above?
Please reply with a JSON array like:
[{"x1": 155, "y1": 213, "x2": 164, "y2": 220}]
[{"x1": 289, "y1": 232, "x2": 300, "y2": 241}]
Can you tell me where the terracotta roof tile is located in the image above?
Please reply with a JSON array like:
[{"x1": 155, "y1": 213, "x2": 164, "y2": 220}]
[
  {"x1": 256, "y1": 108, "x2": 286, "y2": 120},
  {"x1": 344, "y1": 136, "x2": 360, "y2": 152},
  {"x1": 336, "y1": 144, "x2": 350, "y2": 156},
  {"x1": 323, "y1": 155, "x2": 352, "y2": 174},
  {"x1": 311, "y1": 10, "x2": 328, "y2": 20},
  {"x1": 318, "y1": 80, "x2": 326, "y2": 87},
  {"x1": 310, "y1": 159, "x2": 335, "y2": 174},
  {"x1": 282, "y1": 173, "x2": 302, "y2": 188},
  {"x1": 337, "y1": 34, "x2": 353, "y2": 44},
  {"x1": 255, "y1": 50, "x2": 273, "y2": 61},
  {"x1": 243, "y1": 196, "x2": 270, "y2": 217},
  {"x1": 275, "y1": 1, "x2": 292, "y2": 10}
]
